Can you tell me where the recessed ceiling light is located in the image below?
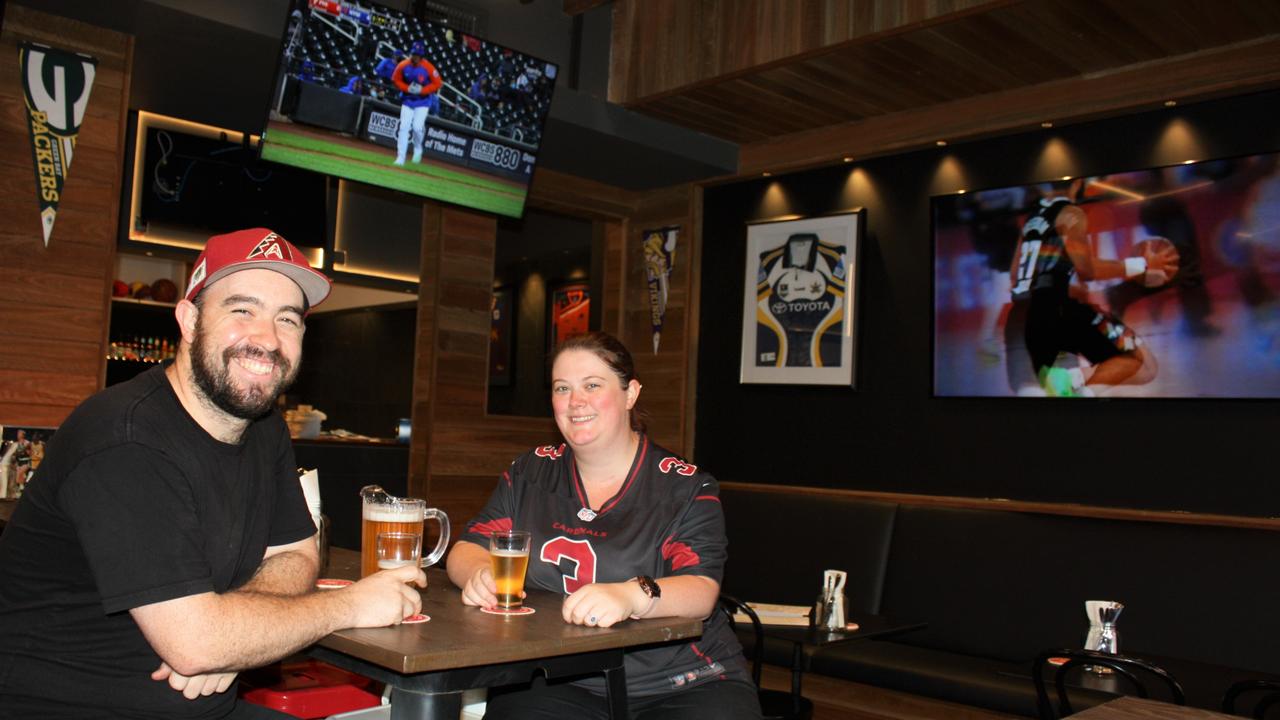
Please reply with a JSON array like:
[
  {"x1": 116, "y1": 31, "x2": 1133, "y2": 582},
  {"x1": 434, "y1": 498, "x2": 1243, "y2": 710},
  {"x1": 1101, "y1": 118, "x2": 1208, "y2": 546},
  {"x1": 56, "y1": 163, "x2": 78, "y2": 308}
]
[
  {"x1": 935, "y1": 140, "x2": 947, "y2": 147},
  {"x1": 1041, "y1": 121, "x2": 1053, "y2": 128},
  {"x1": 957, "y1": 189, "x2": 967, "y2": 194},
  {"x1": 762, "y1": 172, "x2": 772, "y2": 177},
  {"x1": 1165, "y1": 100, "x2": 1177, "y2": 107},
  {"x1": 1182, "y1": 160, "x2": 1195, "y2": 165},
  {"x1": 843, "y1": 157, "x2": 853, "y2": 163},
  {"x1": 1061, "y1": 176, "x2": 1072, "y2": 181}
]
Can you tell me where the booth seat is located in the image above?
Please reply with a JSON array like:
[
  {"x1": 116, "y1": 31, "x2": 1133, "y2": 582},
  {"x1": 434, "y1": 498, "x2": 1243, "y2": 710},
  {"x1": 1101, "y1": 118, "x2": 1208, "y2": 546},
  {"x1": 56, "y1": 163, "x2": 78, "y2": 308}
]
[{"x1": 719, "y1": 485, "x2": 1280, "y2": 718}]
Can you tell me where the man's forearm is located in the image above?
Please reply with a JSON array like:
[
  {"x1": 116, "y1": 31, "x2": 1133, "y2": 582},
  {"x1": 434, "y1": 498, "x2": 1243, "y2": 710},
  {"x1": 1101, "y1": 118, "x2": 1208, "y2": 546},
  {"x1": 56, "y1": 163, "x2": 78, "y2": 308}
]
[
  {"x1": 241, "y1": 549, "x2": 318, "y2": 596},
  {"x1": 147, "y1": 589, "x2": 350, "y2": 675}
]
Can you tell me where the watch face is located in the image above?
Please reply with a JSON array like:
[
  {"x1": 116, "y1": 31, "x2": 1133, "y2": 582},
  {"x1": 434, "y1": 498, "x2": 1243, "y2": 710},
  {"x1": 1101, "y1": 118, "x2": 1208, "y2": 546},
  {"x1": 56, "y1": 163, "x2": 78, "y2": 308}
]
[{"x1": 639, "y1": 575, "x2": 661, "y2": 598}]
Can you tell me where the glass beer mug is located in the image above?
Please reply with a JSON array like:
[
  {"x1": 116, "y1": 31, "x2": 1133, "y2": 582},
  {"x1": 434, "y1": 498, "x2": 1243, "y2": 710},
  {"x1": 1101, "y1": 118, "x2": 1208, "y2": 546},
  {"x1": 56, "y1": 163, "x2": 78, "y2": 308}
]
[{"x1": 359, "y1": 485, "x2": 450, "y2": 578}]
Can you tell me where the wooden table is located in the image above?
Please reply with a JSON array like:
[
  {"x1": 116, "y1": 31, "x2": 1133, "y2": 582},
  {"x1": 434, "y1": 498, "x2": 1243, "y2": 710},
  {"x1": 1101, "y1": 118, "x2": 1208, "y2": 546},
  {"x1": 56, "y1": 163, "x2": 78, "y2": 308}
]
[
  {"x1": 1069, "y1": 696, "x2": 1239, "y2": 719},
  {"x1": 313, "y1": 548, "x2": 703, "y2": 720}
]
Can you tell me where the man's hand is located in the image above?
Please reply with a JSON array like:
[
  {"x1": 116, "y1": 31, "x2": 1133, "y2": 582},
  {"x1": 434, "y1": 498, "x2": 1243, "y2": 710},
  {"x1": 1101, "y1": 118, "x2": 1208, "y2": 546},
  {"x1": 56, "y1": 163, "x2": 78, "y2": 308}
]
[
  {"x1": 151, "y1": 662, "x2": 237, "y2": 700},
  {"x1": 408, "y1": 82, "x2": 423, "y2": 95},
  {"x1": 341, "y1": 564, "x2": 426, "y2": 627}
]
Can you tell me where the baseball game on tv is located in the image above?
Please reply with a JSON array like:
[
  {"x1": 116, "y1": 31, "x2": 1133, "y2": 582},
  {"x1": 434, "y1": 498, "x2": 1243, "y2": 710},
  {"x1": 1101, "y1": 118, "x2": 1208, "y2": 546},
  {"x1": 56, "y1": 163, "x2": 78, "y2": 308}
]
[
  {"x1": 933, "y1": 151, "x2": 1280, "y2": 399},
  {"x1": 262, "y1": 0, "x2": 558, "y2": 218}
]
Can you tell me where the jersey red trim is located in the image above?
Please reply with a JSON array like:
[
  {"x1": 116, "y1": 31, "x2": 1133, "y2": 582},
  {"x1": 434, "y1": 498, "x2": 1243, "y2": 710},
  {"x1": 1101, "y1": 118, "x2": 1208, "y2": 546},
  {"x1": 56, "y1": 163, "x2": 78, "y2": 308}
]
[
  {"x1": 467, "y1": 517, "x2": 512, "y2": 536},
  {"x1": 661, "y1": 534, "x2": 701, "y2": 571},
  {"x1": 569, "y1": 435, "x2": 650, "y2": 518},
  {"x1": 599, "y1": 435, "x2": 649, "y2": 515},
  {"x1": 694, "y1": 495, "x2": 720, "y2": 503}
]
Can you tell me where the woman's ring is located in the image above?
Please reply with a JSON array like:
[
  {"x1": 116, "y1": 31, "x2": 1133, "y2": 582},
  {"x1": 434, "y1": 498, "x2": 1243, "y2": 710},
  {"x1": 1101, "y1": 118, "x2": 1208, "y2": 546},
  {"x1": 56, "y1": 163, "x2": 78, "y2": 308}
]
[{"x1": 588, "y1": 615, "x2": 597, "y2": 624}]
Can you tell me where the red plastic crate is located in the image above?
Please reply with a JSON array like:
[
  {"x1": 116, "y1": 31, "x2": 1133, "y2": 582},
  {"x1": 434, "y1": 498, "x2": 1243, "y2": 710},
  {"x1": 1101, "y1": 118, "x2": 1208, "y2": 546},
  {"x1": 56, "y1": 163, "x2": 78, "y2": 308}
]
[{"x1": 240, "y1": 660, "x2": 382, "y2": 719}]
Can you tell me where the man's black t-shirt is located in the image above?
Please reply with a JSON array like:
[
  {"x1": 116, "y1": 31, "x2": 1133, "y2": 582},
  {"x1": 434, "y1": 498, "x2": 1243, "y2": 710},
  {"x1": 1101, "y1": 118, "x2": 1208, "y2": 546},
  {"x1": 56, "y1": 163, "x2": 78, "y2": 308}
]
[{"x1": 0, "y1": 365, "x2": 315, "y2": 719}]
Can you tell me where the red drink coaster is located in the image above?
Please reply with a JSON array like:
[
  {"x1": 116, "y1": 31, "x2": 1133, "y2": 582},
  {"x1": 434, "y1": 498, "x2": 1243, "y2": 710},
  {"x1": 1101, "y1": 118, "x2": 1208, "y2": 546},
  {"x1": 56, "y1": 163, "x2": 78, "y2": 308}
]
[
  {"x1": 315, "y1": 578, "x2": 354, "y2": 589},
  {"x1": 481, "y1": 606, "x2": 536, "y2": 616}
]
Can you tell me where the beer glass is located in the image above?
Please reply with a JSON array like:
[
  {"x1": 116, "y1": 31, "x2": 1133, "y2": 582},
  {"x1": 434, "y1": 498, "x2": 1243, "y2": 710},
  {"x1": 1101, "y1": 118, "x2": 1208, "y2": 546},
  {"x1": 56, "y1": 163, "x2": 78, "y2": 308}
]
[
  {"x1": 489, "y1": 530, "x2": 531, "y2": 609},
  {"x1": 377, "y1": 531, "x2": 422, "y2": 570},
  {"x1": 360, "y1": 485, "x2": 450, "y2": 577}
]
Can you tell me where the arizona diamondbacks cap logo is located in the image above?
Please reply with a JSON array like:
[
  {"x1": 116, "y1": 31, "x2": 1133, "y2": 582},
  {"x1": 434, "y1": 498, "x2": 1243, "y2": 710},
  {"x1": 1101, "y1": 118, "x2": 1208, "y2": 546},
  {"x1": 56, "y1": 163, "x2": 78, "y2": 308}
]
[
  {"x1": 247, "y1": 233, "x2": 288, "y2": 260},
  {"x1": 19, "y1": 42, "x2": 98, "y2": 247}
]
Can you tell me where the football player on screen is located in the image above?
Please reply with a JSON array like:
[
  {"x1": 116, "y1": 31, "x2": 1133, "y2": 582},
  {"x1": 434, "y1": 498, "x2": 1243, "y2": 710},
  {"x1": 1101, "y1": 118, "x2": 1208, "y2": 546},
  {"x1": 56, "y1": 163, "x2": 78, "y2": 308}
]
[{"x1": 392, "y1": 41, "x2": 442, "y2": 166}]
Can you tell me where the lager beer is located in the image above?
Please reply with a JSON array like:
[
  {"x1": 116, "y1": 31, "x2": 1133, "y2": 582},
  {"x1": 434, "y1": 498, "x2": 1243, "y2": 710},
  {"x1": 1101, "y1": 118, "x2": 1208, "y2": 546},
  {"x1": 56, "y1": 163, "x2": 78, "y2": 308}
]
[
  {"x1": 489, "y1": 530, "x2": 532, "y2": 609},
  {"x1": 490, "y1": 549, "x2": 530, "y2": 608},
  {"x1": 359, "y1": 485, "x2": 451, "y2": 578},
  {"x1": 361, "y1": 507, "x2": 421, "y2": 577}
]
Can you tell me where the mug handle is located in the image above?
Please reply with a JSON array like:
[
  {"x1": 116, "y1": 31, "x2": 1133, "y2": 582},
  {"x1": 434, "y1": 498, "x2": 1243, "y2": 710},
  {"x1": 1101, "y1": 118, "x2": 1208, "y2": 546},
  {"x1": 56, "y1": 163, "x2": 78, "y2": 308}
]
[{"x1": 420, "y1": 508, "x2": 450, "y2": 568}]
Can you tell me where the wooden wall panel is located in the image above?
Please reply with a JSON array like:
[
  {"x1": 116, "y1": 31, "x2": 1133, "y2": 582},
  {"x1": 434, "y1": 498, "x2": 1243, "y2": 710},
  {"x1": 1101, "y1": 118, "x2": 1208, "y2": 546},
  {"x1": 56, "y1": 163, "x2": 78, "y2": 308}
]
[
  {"x1": 406, "y1": 175, "x2": 703, "y2": 538},
  {"x1": 0, "y1": 7, "x2": 131, "y2": 427},
  {"x1": 622, "y1": 185, "x2": 698, "y2": 457},
  {"x1": 609, "y1": 0, "x2": 998, "y2": 103}
]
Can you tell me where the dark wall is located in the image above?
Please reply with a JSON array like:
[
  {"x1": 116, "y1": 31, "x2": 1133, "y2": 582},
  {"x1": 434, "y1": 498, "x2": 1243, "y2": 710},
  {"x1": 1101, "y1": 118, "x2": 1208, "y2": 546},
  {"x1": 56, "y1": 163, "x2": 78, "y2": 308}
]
[
  {"x1": 289, "y1": 305, "x2": 417, "y2": 438},
  {"x1": 696, "y1": 90, "x2": 1280, "y2": 517},
  {"x1": 487, "y1": 210, "x2": 596, "y2": 417}
]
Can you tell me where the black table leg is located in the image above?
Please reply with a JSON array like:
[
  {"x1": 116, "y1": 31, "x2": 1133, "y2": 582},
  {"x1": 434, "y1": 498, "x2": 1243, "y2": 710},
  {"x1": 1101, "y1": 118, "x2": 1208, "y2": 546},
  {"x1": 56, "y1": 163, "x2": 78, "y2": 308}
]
[
  {"x1": 389, "y1": 686, "x2": 463, "y2": 720},
  {"x1": 790, "y1": 641, "x2": 804, "y2": 697},
  {"x1": 603, "y1": 665, "x2": 628, "y2": 720}
]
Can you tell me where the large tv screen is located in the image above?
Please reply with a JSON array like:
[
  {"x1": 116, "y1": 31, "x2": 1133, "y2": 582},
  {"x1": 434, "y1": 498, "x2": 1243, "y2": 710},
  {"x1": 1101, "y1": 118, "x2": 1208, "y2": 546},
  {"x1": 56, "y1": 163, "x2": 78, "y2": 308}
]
[
  {"x1": 262, "y1": 0, "x2": 558, "y2": 218},
  {"x1": 933, "y1": 152, "x2": 1280, "y2": 398}
]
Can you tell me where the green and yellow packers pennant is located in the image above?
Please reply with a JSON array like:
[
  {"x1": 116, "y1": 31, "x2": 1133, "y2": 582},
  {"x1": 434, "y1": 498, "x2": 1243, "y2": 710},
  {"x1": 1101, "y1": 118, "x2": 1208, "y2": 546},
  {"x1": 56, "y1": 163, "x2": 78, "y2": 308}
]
[{"x1": 18, "y1": 42, "x2": 99, "y2": 247}]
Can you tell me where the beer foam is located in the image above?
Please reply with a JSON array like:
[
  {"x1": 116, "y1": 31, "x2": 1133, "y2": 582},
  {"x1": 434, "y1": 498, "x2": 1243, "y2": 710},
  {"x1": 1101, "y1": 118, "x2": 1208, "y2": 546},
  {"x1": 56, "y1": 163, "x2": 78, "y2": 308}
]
[
  {"x1": 364, "y1": 507, "x2": 423, "y2": 522},
  {"x1": 490, "y1": 549, "x2": 529, "y2": 557}
]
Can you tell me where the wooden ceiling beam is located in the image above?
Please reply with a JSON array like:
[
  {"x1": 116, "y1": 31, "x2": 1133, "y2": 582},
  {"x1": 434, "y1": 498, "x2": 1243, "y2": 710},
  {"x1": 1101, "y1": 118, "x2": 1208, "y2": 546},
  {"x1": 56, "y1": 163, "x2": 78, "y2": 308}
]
[
  {"x1": 738, "y1": 36, "x2": 1280, "y2": 178},
  {"x1": 563, "y1": 0, "x2": 611, "y2": 16}
]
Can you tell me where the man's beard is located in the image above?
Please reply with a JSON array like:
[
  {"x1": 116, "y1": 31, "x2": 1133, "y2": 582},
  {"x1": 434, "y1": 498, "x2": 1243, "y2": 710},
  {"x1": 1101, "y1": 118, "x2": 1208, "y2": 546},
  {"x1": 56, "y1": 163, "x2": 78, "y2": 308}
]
[{"x1": 190, "y1": 316, "x2": 298, "y2": 420}]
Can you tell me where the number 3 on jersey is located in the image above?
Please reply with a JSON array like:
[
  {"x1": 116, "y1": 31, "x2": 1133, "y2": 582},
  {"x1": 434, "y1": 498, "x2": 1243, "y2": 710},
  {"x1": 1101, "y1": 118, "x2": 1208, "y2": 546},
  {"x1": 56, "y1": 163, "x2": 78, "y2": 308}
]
[{"x1": 540, "y1": 536, "x2": 598, "y2": 593}]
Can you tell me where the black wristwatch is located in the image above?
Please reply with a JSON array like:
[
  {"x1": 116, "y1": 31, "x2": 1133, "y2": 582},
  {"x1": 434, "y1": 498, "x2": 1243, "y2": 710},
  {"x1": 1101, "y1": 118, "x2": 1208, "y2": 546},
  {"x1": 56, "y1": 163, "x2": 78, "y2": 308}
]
[
  {"x1": 636, "y1": 575, "x2": 661, "y2": 599},
  {"x1": 631, "y1": 575, "x2": 661, "y2": 619}
]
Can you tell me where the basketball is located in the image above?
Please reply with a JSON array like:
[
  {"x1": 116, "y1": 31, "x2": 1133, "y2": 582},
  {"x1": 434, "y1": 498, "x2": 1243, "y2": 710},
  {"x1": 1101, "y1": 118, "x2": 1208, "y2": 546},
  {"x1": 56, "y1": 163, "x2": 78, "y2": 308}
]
[{"x1": 1129, "y1": 237, "x2": 1180, "y2": 288}]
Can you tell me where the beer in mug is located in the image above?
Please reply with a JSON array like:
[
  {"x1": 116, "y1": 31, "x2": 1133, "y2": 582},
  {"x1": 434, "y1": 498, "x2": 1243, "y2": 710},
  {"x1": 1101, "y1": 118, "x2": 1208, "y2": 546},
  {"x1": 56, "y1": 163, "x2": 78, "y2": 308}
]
[
  {"x1": 489, "y1": 530, "x2": 532, "y2": 609},
  {"x1": 359, "y1": 485, "x2": 451, "y2": 578},
  {"x1": 362, "y1": 506, "x2": 421, "y2": 577}
]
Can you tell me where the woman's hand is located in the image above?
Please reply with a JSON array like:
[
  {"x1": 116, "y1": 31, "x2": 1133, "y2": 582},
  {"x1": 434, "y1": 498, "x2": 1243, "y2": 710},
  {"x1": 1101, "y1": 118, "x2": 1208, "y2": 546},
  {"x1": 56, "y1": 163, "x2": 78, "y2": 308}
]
[
  {"x1": 459, "y1": 566, "x2": 500, "y2": 608},
  {"x1": 562, "y1": 581, "x2": 646, "y2": 628}
]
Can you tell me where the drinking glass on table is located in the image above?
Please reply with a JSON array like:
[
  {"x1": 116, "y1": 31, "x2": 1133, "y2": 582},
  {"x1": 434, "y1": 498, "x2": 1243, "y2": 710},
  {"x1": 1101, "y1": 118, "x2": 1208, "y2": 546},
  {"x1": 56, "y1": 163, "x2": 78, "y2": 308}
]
[
  {"x1": 377, "y1": 531, "x2": 422, "y2": 570},
  {"x1": 489, "y1": 530, "x2": 531, "y2": 609}
]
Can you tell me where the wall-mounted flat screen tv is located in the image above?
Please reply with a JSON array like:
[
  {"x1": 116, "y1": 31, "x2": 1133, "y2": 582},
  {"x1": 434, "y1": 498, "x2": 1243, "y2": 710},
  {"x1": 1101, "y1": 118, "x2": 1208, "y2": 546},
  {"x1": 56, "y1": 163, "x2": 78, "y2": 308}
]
[
  {"x1": 933, "y1": 151, "x2": 1280, "y2": 398},
  {"x1": 262, "y1": 0, "x2": 558, "y2": 218}
]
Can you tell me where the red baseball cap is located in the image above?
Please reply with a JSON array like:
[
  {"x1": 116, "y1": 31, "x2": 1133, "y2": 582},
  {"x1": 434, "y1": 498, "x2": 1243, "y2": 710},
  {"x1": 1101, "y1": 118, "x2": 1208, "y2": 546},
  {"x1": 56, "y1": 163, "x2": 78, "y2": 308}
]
[{"x1": 185, "y1": 228, "x2": 331, "y2": 308}]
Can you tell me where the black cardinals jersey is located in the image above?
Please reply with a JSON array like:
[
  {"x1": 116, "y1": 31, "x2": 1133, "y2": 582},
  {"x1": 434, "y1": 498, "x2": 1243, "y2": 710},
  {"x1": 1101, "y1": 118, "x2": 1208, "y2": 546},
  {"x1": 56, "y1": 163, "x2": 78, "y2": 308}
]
[{"x1": 460, "y1": 436, "x2": 750, "y2": 698}]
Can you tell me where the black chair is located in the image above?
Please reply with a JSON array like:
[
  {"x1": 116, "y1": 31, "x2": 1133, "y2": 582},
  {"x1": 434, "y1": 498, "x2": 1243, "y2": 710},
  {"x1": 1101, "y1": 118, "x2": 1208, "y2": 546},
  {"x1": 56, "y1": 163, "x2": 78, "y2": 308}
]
[
  {"x1": 1223, "y1": 679, "x2": 1280, "y2": 718},
  {"x1": 1032, "y1": 648, "x2": 1185, "y2": 719},
  {"x1": 718, "y1": 594, "x2": 813, "y2": 720}
]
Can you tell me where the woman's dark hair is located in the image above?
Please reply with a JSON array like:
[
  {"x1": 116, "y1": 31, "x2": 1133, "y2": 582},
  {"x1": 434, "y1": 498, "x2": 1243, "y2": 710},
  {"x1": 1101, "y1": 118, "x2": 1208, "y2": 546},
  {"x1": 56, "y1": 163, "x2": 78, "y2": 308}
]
[{"x1": 550, "y1": 332, "x2": 647, "y2": 433}]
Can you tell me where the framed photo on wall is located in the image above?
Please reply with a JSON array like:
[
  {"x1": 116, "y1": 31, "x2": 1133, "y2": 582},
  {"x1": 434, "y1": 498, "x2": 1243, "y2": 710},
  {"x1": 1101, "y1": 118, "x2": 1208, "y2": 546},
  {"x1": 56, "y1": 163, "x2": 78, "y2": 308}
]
[
  {"x1": 1, "y1": 425, "x2": 56, "y2": 500},
  {"x1": 489, "y1": 286, "x2": 514, "y2": 386},
  {"x1": 740, "y1": 211, "x2": 863, "y2": 386},
  {"x1": 549, "y1": 282, "x2": 590, "y2": 351}
]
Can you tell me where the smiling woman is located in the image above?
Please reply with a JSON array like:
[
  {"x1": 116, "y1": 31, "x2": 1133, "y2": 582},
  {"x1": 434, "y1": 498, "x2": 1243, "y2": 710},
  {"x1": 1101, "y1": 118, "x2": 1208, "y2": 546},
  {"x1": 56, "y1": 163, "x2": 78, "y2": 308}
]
[{"x1": 446, "y1": 332, "x2": 762, "y2": 720}]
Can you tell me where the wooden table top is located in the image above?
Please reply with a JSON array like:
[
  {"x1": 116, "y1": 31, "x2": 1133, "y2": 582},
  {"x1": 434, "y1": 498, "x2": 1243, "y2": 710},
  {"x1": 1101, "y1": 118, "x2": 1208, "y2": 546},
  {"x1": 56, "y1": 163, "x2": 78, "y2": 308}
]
[
  {"x1": 1069, "y1": 697, "x2": 1238, "y2": 719},
  {"x1": 317, "y1": 548, "x2": 704, "y2": 675}
]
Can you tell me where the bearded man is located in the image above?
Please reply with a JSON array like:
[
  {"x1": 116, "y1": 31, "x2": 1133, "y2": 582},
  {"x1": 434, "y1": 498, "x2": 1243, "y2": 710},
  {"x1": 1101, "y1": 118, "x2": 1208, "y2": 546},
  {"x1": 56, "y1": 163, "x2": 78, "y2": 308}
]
[{"x1": 0, "y1": 228, "x2": 425, "y2": 719}]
